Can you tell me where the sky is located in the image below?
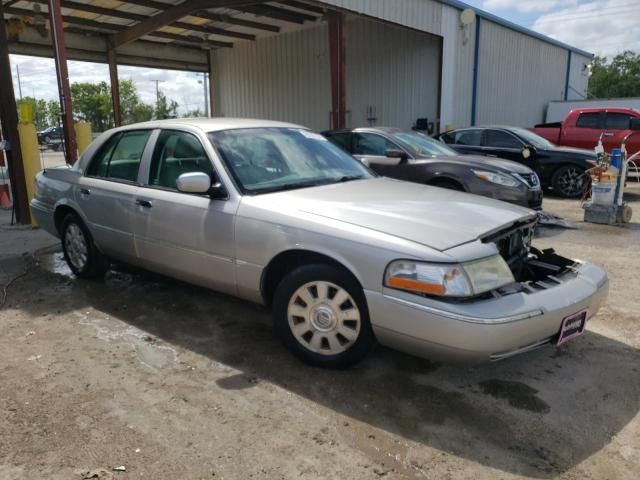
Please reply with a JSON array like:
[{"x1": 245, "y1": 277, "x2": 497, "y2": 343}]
[{"x1": 9, "y1": 0, "x2": 640, "y2": 117}]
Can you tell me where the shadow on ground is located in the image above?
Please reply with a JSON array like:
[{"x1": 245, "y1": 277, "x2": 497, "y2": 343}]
[{"x1": 6, "y1": 250, "x2": 640, "y2": 478}]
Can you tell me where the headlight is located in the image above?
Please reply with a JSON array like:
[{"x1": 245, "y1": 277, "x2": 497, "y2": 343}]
[
  {"x1": 385, "y1": 255, "x2": 514, "y2": 297},
  {"x1": 472, "y1": 170, "x2": 520, "y2": 187}
]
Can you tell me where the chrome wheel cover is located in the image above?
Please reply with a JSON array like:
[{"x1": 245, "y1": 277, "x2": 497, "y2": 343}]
[
  {"x1": 557, "y1": 167, "x2": 585, "y2": 197},
  {"x1": 287, "y1": 281, "x2": 361, "y2": 356},
  {"x1": 64, "y1": 223, "x2": 88, "y2": 271}
]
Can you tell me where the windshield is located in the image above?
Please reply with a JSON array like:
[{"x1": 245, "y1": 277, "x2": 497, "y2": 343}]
[
  {"x1": 390, "y1": 131, "x2": 457, "y2": 157},
  {"x1": 511, "y1": 127, "x2": 554, "y2": 149},
  {"x1": 209, "y1": 128, "x2": 373, "y2": 194}
]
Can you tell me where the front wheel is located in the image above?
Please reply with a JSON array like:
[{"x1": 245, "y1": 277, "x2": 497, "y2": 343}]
[
  {"x1": 272, "y1": 264, "x2": 375, "y2": 368},
  {"x1": 60, "y1": 213, "x2": 108, "y2": 279},
  {"x1": 552, "y1": 165, "x2": 587, "y2": 198}
]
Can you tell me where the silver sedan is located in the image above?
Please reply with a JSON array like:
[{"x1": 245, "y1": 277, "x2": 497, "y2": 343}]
[{"x1": 31, "y1": 118, "x2": 608, "y2": 368}]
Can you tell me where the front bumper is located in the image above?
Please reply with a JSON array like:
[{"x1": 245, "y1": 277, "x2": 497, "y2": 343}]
[{"x1": 365, "y1": 261, "x2": 608, "y2": 363}]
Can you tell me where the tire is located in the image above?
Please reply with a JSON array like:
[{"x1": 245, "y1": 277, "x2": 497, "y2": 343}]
[
  {"x1": 44, "y1": 135, "x2": 50, "y2": 145},
  {"x1": 552, "y1": 165, "x2": 587, "y2": 198},
  {"x1": 430, "y1": 179, "x2": 465, "y2": 192},
  {"x1": 272, "y1": 264, "x2": 375, "y2": 369},
  {"x1": 60, "y1": 213, "x2": 108, "y2": 279}
]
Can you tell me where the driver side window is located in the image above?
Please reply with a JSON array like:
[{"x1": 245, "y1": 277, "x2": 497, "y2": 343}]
[
  {"x1": 149, "y1": 130, "x2": 214, "y2": 190},
  {"x1": 353, "y1": 133, "x2": 398, "y2": 156}
]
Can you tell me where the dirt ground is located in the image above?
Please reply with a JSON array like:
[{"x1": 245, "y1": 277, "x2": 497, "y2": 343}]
[{"x1": 1, "y1": 188, "x2": 639, "y2": 480}]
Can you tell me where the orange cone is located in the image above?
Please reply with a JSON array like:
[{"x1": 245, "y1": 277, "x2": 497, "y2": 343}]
[{"x1": 0, "y1": 183, "x2": 11, "y2": 209}]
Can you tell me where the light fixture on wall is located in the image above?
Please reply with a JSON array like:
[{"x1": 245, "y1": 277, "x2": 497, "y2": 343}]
[
  {"x1": 460, "y1": 8, "x2": 476, "y2": 45},
  {"x1": 583, "y1": 63, "x2": 593, "y2": 76}
]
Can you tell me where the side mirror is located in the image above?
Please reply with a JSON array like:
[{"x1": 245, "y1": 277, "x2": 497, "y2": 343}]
[
  {"x1": 630, "y1": 118, "x2": 640, "y2": 131},
  {"x1": 385, "y1": 149, "x2": 409, "y2": 163},
  {"x1": 176, "y1": 172, "x2": 212, "y2": 194}
]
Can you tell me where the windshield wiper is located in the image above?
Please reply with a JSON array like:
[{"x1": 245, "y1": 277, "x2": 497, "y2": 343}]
[
  {"x1": 253, "y1": 179, "x2": 335, "y2": 195},
  {"x1": 336, "y1": 175, "x2": 365, "y2": 183}
]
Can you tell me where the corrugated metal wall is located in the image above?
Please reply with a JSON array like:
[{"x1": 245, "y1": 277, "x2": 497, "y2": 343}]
[
  {"x1": 212, "y1": 25, "x2": 331, "y2": 132},
  {"x1": 320, "y1": 0, "x2": 442, "y2": 35},
  {"x1": 568, "y1": 53, "x2": 591, "y2": 100},
  {"x1": 440, "y1": 4, "x2": 475, "y2": 130},
  {"x1": 212, "y1": 17, "x2": 440, "y2": 132},
  {"x1": 475, "y1": 19, "x2": 568, "y2": 127},
  {"x1": 345, "y1": 18, "x2": 440, "y2": 129}
]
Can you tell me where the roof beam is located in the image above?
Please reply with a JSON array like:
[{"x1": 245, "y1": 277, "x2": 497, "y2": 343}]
[
  {"x1": 118, "y1": 0, "x2": 280, "y2": 33},
  {"x1": 277, "y1": 1, "x2": 325, "y2": 15},
  {"x1": 235, "y1": 4, "x2": 316, "y2": 24},
  {"x1": 193, "y1": 10, "x2": 280, "y2": 33},
  {"x1": 38, "y1": 0, "x2": 256, "y2": 41},
  {"x1": 4, "y1": 6, "x2": 233, "y2": 48},
  {"x1": 112, "y1": 0, "x2": 262, "y2": 47}
]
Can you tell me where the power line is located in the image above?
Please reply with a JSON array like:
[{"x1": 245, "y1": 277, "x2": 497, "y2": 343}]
[{"x1": 526, "y1": 4, "x2": 640, "y2": 27}]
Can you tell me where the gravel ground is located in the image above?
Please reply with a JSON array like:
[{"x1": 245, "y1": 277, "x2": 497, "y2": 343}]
[{"x1": 1, "y1": 189, "x2": 639, "y2": 480}]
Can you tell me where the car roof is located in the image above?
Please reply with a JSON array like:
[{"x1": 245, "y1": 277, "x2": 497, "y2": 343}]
[
  {"x1": 112, "y1": 117, "x2": 305, "y2": 134},
  {"x1": 323, "y1": 127, "x2": 405, "y2": 135}
]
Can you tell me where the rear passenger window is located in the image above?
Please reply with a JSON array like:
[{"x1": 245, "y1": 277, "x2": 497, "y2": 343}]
[
  {"x1": 605, "y1": 113, "x2": 632, "y2": 130},
  {"x1": 484, "y1": 130, "x2": 522, "y2": 148},
  {"x1": 453, "y1": 130, "x2": 482, "y2": 146},
  {"x1": 149, "y1": 130, "x2": 213, "y2": 190},
  {"x1": 87, "y1": 130, "x2": 151, "y2": 182},
  {"x1": 576, "y1": 113, "x2": 602, "y2": 129}
]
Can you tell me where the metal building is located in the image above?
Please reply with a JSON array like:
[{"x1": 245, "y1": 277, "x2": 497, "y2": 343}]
[{"x1": 2, "y1": 0, "x2": 591, "y2": 222}]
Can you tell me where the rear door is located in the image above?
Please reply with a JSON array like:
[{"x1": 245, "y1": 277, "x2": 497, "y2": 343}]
[
  {"x1": 441, "y1": 129, "x2": 484, "y2": 155},
  {"x1": 132, "y1": 128, "x2": 238, "y2": 295},
  {"x1": 564, "y1": 111, "x2": 604, "y2": 149},
  {"x1": 76, "y1": 129, "x2": 152, "y2": 263}
]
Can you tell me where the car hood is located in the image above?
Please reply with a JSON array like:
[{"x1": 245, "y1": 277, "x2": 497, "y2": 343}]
[
  {"x1": 418, "y1": 154, "x2": 535, "y2": 174},
  {"x1": 544, "y1": 145, "x2": 597, "y2": 158},
  {"x1": 257, "y1": 177, "x2": 536, "y2": 252}
]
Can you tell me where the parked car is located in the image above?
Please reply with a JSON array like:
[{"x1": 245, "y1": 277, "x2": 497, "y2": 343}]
[
  {"x1": 37, "y1": 126, "x2": 63, "y2": 146},
  {"x1": 30, "y1": 119, "x2": 608, "y2": 368},
  {"x1": 531, "y1": 107, "x2": 640, "y2": 156},
  {"x1": 323, "y1": 127, "x2": 542, "y2": 210},
  {"x1": 438, "y1": 126, "x2": 597, "y2": 198}
]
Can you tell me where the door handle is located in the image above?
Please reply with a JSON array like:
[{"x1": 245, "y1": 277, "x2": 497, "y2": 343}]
[
  {"x1": 603, "y1": 132, "x2": 614, "y2": 137},
  {"x1": 136, "y1": 199, "x2": 153, "y2": 208},
  {"x1": 80, "y1": 188, "x2": 90, "y2": 195}
]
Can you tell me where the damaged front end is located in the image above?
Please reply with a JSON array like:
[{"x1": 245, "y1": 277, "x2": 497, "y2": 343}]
[{"x1": 483, "y1": 219, "x2": 581, "y2": 296}]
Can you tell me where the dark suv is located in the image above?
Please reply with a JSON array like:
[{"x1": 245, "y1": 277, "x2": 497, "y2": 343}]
[{"x1": 37, "y1": 126, "x2": 63, "y2": 146}]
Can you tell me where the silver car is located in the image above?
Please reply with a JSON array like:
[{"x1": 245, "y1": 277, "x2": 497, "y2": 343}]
[{"x1": 31, "y1": 119, "x2": 609, "y2": 368}]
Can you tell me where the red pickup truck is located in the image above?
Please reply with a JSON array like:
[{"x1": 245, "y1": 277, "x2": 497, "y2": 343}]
[{"x1": 531, "y1": 107, "x2": 640, "y2": 156}]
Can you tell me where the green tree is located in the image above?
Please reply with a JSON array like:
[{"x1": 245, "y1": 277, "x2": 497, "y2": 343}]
[
  {"x1": 70, "y1": 81, "x2": 113, "y2": 132},
  {"x1": 119, "y1": 79, "x2": 153, "y2": 125},
  {"x1": 183, "y1": 107, "x2": 204, "y2": 118},
  {"x1": 16, "y1": 96, "x2": 48, "y2": 129},
  {"x1": 587, "y1": 51, "x2": 640, "y2": 99},
  {"x1": 46, "y1": 100, "x2": 60, "y2": 127},
  {"x1": 154, "y1": 91, "x2": 179, "y2": 119}
]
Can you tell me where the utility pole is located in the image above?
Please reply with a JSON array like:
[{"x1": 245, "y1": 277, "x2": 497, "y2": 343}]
[
  {"x1": 16, "y1": 64, "x2": 23, "y2": 100},
  {"x1": 152, "y1": 79, "x2": 164, "y2": 104},
  {"x1": 198, "y1": 73, "x2": 209, "y2": 117}
]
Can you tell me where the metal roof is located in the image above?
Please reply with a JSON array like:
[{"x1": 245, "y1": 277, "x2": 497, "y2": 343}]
[{"x1": 440, "y1": 0, "x2": 593, "y2": 58}]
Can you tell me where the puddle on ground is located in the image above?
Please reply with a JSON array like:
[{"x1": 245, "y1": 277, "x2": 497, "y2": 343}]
[
  {"x1": 36, "y1": 251, "x2": 74, "y2": 278},
  {"x1": 75, "y1": 311, "x2": 177, "y2": 370},
  {"x1": 479, "y1": 379, "x2": 550, "y2": 414}
]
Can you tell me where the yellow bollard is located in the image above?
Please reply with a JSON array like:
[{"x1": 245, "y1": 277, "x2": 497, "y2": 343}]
[
  {"x1": 74, "y1": 122, "x2": 92, "y2": 155},
  {"x1": 17, "y1": 122, "x2": 40, "y2": 227}
]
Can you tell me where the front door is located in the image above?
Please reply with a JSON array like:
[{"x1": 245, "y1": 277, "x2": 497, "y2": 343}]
[
  {"x1": 76, "y1": 129, "x2": 152, "y2": 263},
  {"x1": 352, "y1": 132, "x2": 406, "y2": 174},
  {"x1": 132, "y1": 129, "x2": 238, "y2": 295}
]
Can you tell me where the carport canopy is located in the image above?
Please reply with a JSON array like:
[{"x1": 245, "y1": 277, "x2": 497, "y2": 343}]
[{"x1": 0, "y1": 0, "x2": 347, "y2": 224}]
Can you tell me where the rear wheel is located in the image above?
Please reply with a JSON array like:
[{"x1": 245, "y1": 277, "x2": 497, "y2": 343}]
[
  {"x1": 552, "y1": 165, "x2": 587, "y2": 198},
  {"x1": 60, "y1": 213, "x2": 108, "y2": 279},
  {"x1": 272, "y1": 264, "x2": 374, "y2": 368}
]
